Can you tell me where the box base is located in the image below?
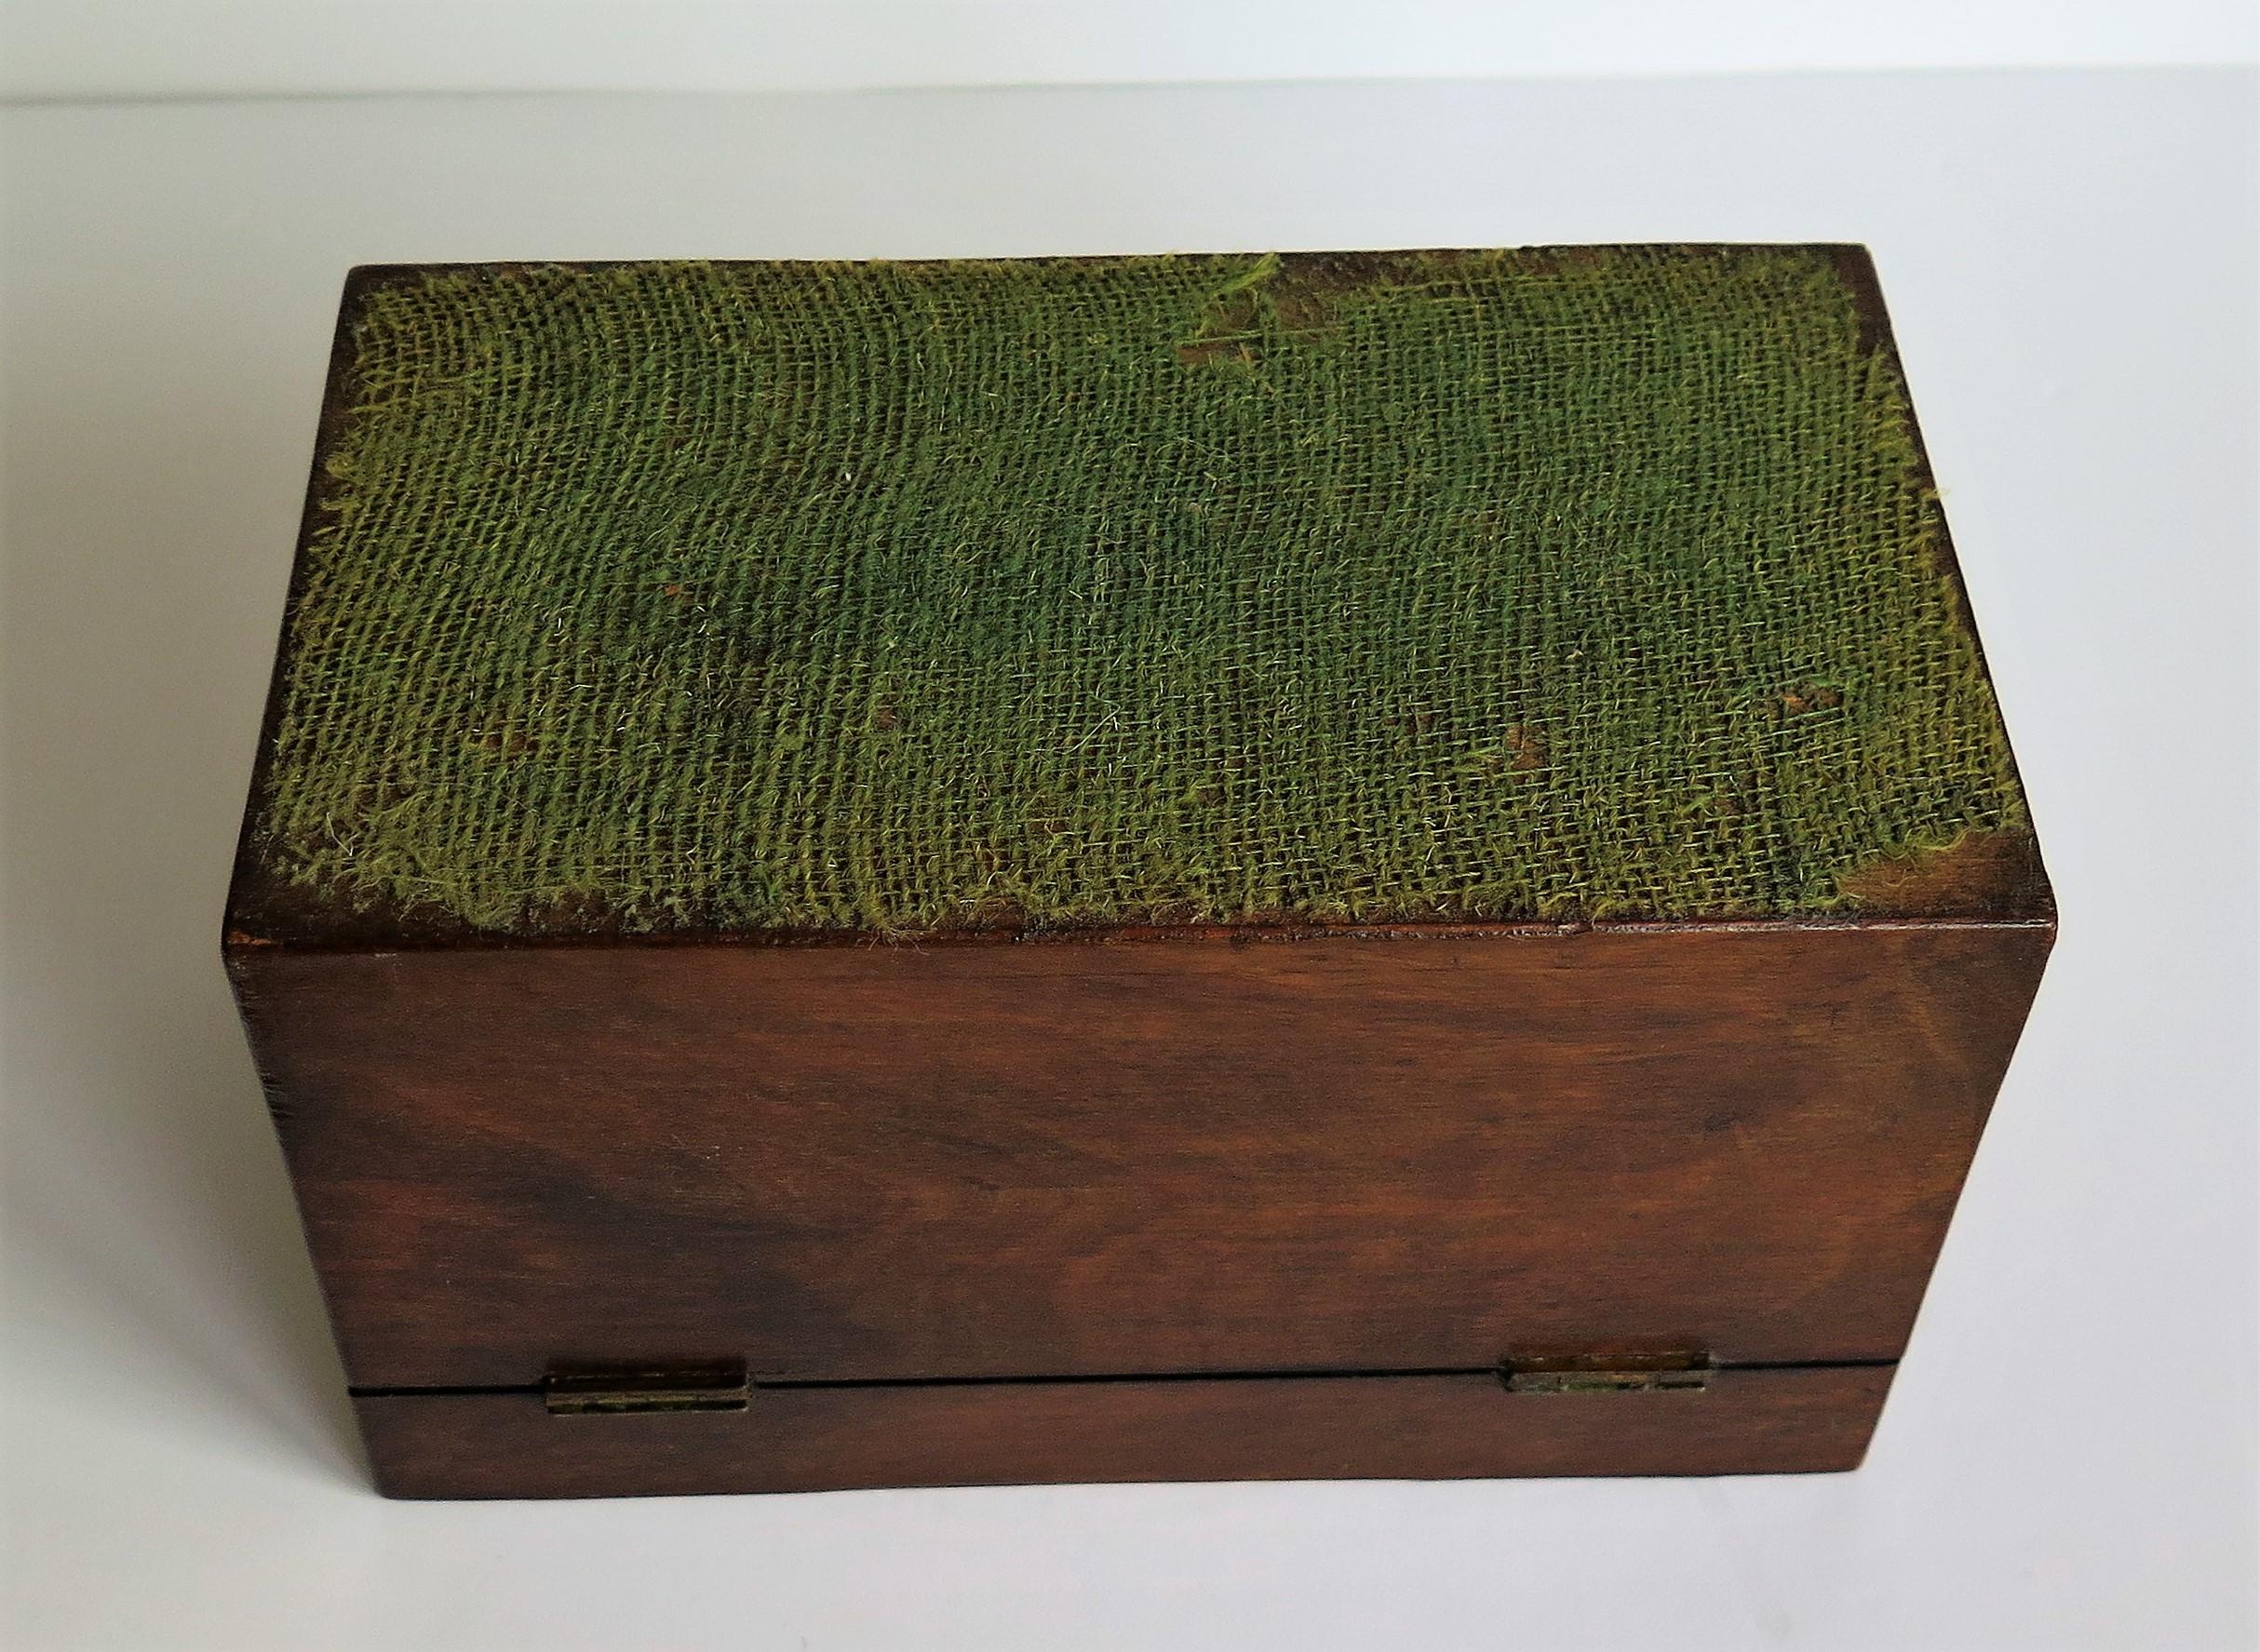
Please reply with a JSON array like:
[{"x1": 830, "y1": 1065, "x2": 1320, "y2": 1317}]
[{"x1": 355, "y1": 1363, "x2": 1892, "y2": 1498}]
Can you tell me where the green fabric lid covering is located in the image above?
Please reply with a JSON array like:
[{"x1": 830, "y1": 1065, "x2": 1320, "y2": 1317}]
[{"x1": 242, "y1": 248, "x2": 2031, "y2": 938}]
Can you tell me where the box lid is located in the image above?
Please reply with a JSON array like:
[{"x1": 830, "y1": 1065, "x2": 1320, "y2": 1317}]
[{"x1": 227, "y1": 246, "x2": 2047, "y2": 948}]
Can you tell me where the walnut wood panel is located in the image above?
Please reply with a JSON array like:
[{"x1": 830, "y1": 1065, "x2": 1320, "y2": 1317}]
[
  {"x1": 356, "y1": 1363, "x2": 1896, "y2": 1498},
  {"x1": 231, "y1": 923, "x2": 2048, "y2": 1389}
]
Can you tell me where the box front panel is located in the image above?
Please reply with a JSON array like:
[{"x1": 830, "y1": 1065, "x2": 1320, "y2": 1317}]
[
  {"x1": 356, "y1": 1364, "x2": 1896, "y2": 1499},
  {"x1": 234, "y1": 924, "x2": 2048, "y2": 1390}
]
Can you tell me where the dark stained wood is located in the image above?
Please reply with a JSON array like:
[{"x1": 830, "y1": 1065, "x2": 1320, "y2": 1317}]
[
  {"x1": 230, "y1": 922, "x2": 2051, "y2": 1392},
  {"x1": 356, "y1": 1363, "x2": 1895, "y2": 1498}
]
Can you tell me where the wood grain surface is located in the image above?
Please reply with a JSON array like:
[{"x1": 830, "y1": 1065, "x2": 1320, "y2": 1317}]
[
  {"x1": 355, "y1": 1362, "x2": 1897, "y2": 1498},
  {"x1": 231, "y1": 922, "x2": 2050, "y2": 1391}
]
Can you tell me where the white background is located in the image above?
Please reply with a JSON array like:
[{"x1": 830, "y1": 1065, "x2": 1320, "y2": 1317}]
[
  {"x1": 2, "y1": 13, "x2": 2255, "y2": 1651},
  {"x1": 4, "y1": 1, "x2": 2254, "y2": 100}
]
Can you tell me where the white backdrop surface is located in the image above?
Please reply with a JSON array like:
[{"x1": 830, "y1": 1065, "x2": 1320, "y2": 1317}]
[
  {"x1": 1, "y1": 66, "x2": 2254, "y2": 1652},
  {"x1": 3, "y1": 0, "x2": 2255, "y2": 101}
]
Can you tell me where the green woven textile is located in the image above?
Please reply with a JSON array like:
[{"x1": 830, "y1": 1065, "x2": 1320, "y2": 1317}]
[{"x1": 248, "y1": 248, "x2": 2025, "y2": 935}]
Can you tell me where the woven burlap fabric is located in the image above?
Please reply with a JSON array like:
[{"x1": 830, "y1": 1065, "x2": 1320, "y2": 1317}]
[{"x1": 250, "y1": 248, "x2": 2025, "y2": 934}]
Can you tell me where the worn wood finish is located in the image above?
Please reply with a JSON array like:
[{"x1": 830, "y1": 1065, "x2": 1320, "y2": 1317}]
[
  {"x1": 232, "y1": 922, "x2": 2049, "y2": 1396},
  {"x1": 356, "y1": 1363, "x2": 1896, "y2": 1499}
]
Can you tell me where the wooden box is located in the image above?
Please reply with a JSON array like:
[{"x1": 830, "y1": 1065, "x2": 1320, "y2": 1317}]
[{"x1": 227, "y1": 248, "x2": 2051, "y2": 1498}]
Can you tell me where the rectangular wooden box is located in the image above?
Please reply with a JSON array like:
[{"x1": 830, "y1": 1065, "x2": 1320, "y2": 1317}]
[{"x1": 228, "y1": 248, "x2": 2051, "y2": 1498}]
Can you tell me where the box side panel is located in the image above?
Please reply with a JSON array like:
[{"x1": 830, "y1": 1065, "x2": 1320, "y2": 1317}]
[
  {"x1": 356, "y1": 1363, "x2": 1894, "y2": 1498},
  {"x1": 232, "y1": 924, "x2": 2050, "y2": 1389}
]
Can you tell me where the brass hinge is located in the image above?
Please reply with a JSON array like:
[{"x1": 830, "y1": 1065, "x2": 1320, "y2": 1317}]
[
  {"x1": 544, "y1": 1363, "x2": 749, "y2": 1416},
  {"x1": 1500, "y1": 1352, "x2": 1710, "y2": 1394}
]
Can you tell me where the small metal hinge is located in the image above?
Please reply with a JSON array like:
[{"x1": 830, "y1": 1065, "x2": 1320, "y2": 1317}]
[
  {"x1": 1500, "y1": 1352, "x2": 1710, "y2": 1394},
  {"x1": 1504, "y1": 1367, "x2": 1709, "y2": 1394},
  {"x1": 544, "y1": 1363, "x2": 749, "y2": 1416}
]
